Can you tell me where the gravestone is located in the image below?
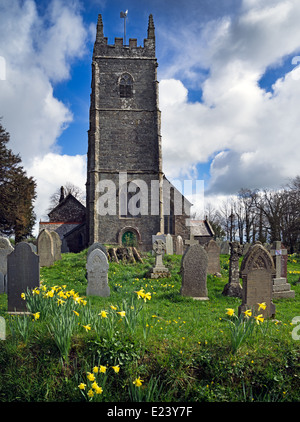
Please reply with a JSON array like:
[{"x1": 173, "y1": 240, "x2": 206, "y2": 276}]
[
  {"x1": 50, "y1": 231, "x2": 62, "y2": 261},
  {"x1": 184, "y1": 233, "x2": 199, "y2": 248},
  {"x1": 222, "y1": 241, "x2": 243, "y2": 298},
  {"x1": 175, "y1": 235, "x2": 184, "y2": 255},
  {"x1": 270, "y1": 241, "x2": 295, "y2": 299},
  {"x1": 86, "y1": 248, "x2": 110, "y2": 297},
  {"x1": 0, "y1": 272, "x2": 4, "y2": 295},
  {"x1": 205, "y1": 239, "x2": 221, "y2": 274},
  {"x1": 165, "y1": 234, "x2": 173, "y2": 255},
  {"x1": 7, "y1": 242, "x2": 40, "y2": 313},
  {"x1": 238, "y1": 242, "x2": 276, "y2": 318},
  {"x1": 220, "y1": 241, "x2": 230, "y2": 255},
  {"x1": 147, "y1": 239, "x2": 170, "y2": 278},
  {"x1": 180, "y1": 243, "x2": 209, "y2": 300},
  {"x1": 0, "y1": 237, "x2": 14, "y2": 292},
  {"x1": 242, "y1": 243, "x2": 251, "y2": 255},
  {"x1": 87, "y1": 242, "x2": 107, "y2": 259},
  {"x1": 37, "y1": 229, "x2": 54, "y2": 267}
]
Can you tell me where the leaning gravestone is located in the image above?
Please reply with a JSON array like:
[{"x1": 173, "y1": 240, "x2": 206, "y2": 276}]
[
  {"x1": 180, "y1": 243, "x2": 209, "y2": 300},
  {"x1": 0, "y1": 237, "x2": 14, "y2": 293},
  {"x1": 86, "y1": 248, "x2": 110, "y2": 297},
  {"x1": 50, "y1": 231, "x2": 62, "y2": 262},
  {"x1": 147, "y1": 239, "x2": 170, "y2": 278},
  {"x1": 205, "y1": 239, "x2": 221, "y2": 274},
  {"x1": 175, "y1": 235, "x2": 184, "y2": 255},
  {"x1": 7, "y1": 242, "x2": 40, "y2": 313},
  {"x1": 238, "y1": 242, "x2": 276, "y2": 318},
  {"x1": 270, "y1": 241, "x2": 295, "y2": 299},
  {"x1": 37, "y1": 229, "x2": 54, "y2": 267},
  {"x1": 222, "y1": 241, "x2": 243, "y2": 298}
]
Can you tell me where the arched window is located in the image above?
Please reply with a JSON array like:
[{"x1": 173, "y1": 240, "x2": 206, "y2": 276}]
[{"x1": 119, "y1": 73, "x2": 133, "y2": 98}]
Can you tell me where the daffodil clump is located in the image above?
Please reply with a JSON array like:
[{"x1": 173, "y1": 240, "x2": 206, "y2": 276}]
[
  {"x1": 223, "y1": 303, "x2": 269, "y2": 353},
  {"x1": 22, "y1": 281, "x2": 87, "y2": 318},
  {"x1": 78, "y1": 364, "x2": 120, "y2": 401}
]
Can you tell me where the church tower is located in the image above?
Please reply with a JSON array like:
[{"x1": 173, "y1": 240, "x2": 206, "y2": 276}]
[{"x1": 86, "y1": 14, "x2": 164, "y2": 249}]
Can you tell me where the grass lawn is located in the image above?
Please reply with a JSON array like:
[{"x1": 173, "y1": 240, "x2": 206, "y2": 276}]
[{"x1": 0, "y1": 249, "x2": 299, "y2": 403}]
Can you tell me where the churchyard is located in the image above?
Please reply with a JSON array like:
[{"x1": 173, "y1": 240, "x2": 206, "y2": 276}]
[{"x1": 0, "y1": 246, "x2": 299, "y2": 402}]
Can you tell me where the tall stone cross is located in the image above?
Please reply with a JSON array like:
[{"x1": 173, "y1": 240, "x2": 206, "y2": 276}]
[
  {"x1": 270, "y1": 241, "x2": 287, "y2": 279},
  {"x1": 184, "y1": 234, "x2": 199, "y2": 247}
]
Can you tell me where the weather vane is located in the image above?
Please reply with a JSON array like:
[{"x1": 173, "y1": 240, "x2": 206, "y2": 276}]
[{"x1": 120, "y1": 10, "x2": 128, "y2": 45}]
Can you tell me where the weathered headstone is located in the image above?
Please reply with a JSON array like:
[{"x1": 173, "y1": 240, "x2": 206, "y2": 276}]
[
  {"x1": 165, "y1": 234, "x2": 173, "y2": 255},
  {"x1": 175, "y1": 235, "x2": 184, "y2": 255},
  {"x1": 87, "y1": 242, "x2": 107, "y2": 259},
  {"x1": 242, "y1": 243, "x2": 251, "y2": 255},
  {"x1": 184, "y1": 233, "x2": 199, "y2": 247},
  {"x1": 220, "y1": 241, "x2": 230, "y2": 255},
  {"x1": 50, "y1": 231, "x2": 62, "y2": 261},
  {"x1": 222, "y1": 241, "x2": 243, "y2": 298},
  {"x1": 37, "y1": 229, "x2": 54, "y2": 267},
  {"x1": 7, "y1": 242, "x2": 40, "y2": 313},
  {"x1": 180, "y1": 244, "x2": 209, "y2": 300},
  {"x1": 238, "y1": 242, "x2": 276, "y2": 318},
  {"x1": 147, "y1": 239, "x2": 170, "y2": 278},
  {"x1": 0, "y1": 237, "x2": 14, "y2": 288},
  {"x1": 86, "y1": 248, "x2": 110, "y2": 297},
  {"x1": 270, "y1": 241, "x2": 295, "y2": 299},
  {"x1": 205, "y1": 239, "x2": 221, "y2": 274}
]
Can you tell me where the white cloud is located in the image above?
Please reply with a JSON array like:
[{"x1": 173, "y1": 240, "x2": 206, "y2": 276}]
[
  {"x1": 0, "y1": 0, "x2": 88, "y2": 235},
  {"x1": 159, "y1": 0, "x2": 300, "y2": 195}
]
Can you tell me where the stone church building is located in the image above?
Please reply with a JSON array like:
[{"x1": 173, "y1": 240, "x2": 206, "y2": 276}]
[{"x1": 40, "y1": 14, "x2": 213, "y2": 252}]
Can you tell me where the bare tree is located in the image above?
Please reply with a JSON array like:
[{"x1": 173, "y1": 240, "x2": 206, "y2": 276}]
[{"x1": 47, "y1": 182, "x2": 85, "y2": 213}]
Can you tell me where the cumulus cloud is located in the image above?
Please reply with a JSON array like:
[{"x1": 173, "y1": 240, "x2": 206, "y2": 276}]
[
  {"x1": 159, "y1": 0, "x2": 300, "y2": 196},
  {"x1": 0, "y1": 0, "x2": 88, "y2": 233}
]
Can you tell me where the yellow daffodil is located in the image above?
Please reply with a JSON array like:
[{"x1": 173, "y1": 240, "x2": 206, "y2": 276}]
[
  {"x1": 87, "y1": 372, "x2": 95, "y2": 381},
  {"x1": 226, "y1": 308, "x2": 235, "y2": 316},
  {"x1": 258, "y1": 302, "x2": 266, "y2": 311},
  {"x1": 99, "y1": 365, "x2": 107, "y2": 373},
  {"x1": 95, "y1": 385, "x2": 103, "y2": 395},
  {"x1": 112, "y1": 365, "x2": 120, "y2": 373},
  {"x1": 117, "y1": 311, "x2": 126, "y2": 318},
  {"x1": 254, "y1": 314, "x2": 264, "y2": 325},
  {"x1": 93, "y1": 366, "x2": 99, "y2": 373},
  {"x1": 32, "y1": 312, "x2": 40, "y2": 320},
  {"x1": 143, "y1": 292, "x2": 151, "y2": 302},
  {"x1": 32, "y1": 287, "x2": 40, "y2": 295},
  {"x1": 78, "y1": 383, "x2": 86, "y2": 390},
  {"x1": 72, "y1": 310, "x2": 79, "y2": 316},
  {"x1": 133, "y1": 377, "x2": 144, "y2": 387},
  {"x1": 87, "y1": 389, "x2": 94, "y2": 397},
  {"x1": 243, "y1": 309, "x2": 252, "y2": 318},
  {"x1": 91, "y1": 381, "x2": 98, "y2": 389},
  {"x1": 135, "y1": 288, "x2": 145, "y2": 299},
  {"x1": 99, "y1": 310, "x2": 108, "y2": 318},
  {"x1": 21, "y1": 293, "x2": 25, "y2": 300},
  {"x1": 57, "y1": 299, "x2": 65, "y2": 306},
  {"x1": 110, "y1": 305, "x2": 117, "y2": 310},
  {"x1": 82, "y1": 324, "x2": 91, "y2": 332}
]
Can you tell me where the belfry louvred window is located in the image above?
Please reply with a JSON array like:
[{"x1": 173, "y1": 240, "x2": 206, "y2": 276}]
[{"x1": 119, "y1": 73, "x2": 133, "y2": 98}]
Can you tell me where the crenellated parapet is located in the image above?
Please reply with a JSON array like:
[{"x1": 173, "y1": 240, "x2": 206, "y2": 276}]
[{"x1": 93, "y1": 14, "x2": 156, "y2": 58}]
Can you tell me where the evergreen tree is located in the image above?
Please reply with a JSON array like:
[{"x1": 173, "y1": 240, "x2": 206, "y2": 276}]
[{"x1": 0, "y1": 121, "x2": 36, "y2": 242}]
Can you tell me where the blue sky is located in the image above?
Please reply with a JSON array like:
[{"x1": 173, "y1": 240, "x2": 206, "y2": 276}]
[{"x1": 1, "y1": 0, "x2": 300, "y2": 228}]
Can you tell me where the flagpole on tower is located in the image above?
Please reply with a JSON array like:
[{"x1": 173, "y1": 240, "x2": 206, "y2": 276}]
[{"x1": 120, "y1": 10, "x2": 128, "y2": 45}]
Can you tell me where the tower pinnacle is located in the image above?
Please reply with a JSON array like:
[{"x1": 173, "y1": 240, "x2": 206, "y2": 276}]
[{"x1": 147, "y1": 14, "x2": 155, "y2": 39}]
